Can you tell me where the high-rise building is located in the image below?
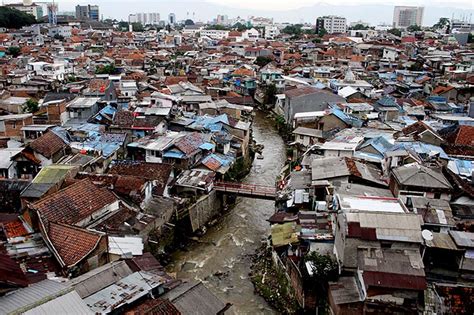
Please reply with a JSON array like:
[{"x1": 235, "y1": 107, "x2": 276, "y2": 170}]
[
  {"x1": 129, "y1": 13, "x2": 160, "y2": 25},
  {"x1": 393, "y1": 6, "x2": 424, "y2": 28},
  {"x1": 216, "y1": 14, "x2": 229, "y2": 25},
  {"x1": 168, "y1": 13, "x2": 176, "y2": 25},
  {"x1": 75, "y1": 4, "x2": 99, "y2": 21},
  {"x1": 315, "y1": 16, "x2": 347, "y2": 34}
]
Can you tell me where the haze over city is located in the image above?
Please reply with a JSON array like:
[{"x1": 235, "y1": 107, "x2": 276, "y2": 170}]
[{"x1": 4, "y1": 0, "x2": 474, "y2": 24}]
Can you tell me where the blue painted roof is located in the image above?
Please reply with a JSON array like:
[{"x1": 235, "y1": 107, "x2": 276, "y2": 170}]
[
  {"x1": 388, "y1": 141, "x2": 448, "y2": 159},
  {"x1": 331, "y1": 107, "x2": 363, "y2": 128},
  {"x1": 360, "y1": 136, "x2": 393, "y2": 155},
  {"x1": 377, "y1": 96, "x2": 398, "y2": 107},
  {"x1": 163, "y1": 150, "x2": 185, "y2": 159},
  {"x1": 199, "y1": 142, "x2": 215, "y2": 150}
]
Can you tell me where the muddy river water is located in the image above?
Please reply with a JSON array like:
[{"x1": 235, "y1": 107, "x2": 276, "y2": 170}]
[{"x1": 167, "y1": 111, "x2": 286, "y2": 314}]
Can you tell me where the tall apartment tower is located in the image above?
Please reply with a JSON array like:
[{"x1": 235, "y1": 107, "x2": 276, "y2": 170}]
[
  {"x1": 315, "y1": 16, "x2": 347, "y2": 34},
  {"x1": 75, "y1": 4, "x2": 99, "y2": 21},
  {"x1": 168, "y1": 13, "x2": 176, "y2": 25},
  {"x1": 393, "y1": 6, "x2": 424, "y2": 28}
]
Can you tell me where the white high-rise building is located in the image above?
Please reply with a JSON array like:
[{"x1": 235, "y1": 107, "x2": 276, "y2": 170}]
[
  {"x1": 393, "y1": 6, "x2": 424, "y2": 28},
  {"x1": 168, "y1": 13, "x2": 176, "y2": 25},
  {"x1": 128, "y1": 12, "x2": 160, "y2": 25},
  {"x1": 316, "y1": 16, "x2": 347, "y2": 34}
]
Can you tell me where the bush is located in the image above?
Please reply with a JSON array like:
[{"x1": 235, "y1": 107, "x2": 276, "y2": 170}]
[{"x1": 23, "y1": 99, "x2": 39, "y2": 113}]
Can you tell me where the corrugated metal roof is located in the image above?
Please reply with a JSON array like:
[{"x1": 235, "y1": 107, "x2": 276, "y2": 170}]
[
  {"x1": 24, "y1": 291, "x2": 93, "y2": 315},
  {"x1": 108, "y1": 236, "x2": 144, "y2": 256},
  {"x1": 0, "y1": 279, "x2": 71, "y2": 315}
]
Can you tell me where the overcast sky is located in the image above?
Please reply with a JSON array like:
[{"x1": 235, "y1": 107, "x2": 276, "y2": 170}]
[{"x1": 6, "y1": 0, "x2": 473, "y2": 23}]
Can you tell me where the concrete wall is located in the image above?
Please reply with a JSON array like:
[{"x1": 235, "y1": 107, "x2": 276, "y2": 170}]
[{"x1": 188, "y1": 190, "x2": 222, "y2": 232}]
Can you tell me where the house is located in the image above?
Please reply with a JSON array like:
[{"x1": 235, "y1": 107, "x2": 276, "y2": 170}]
[
  {"x1": 0, "y1": 114, "x2": 33, "y2": 140},
  {"x1": 373, "y1": 96, "x2": 400, "y2": 122},
  {"x1": 317, "y1": 108, "x2": 363, "y2": 132},
  {"x1": 31, "y1": 179, "x2": 119, "y2": 228},
  {"x1": 389, "y1": 163, "x2": 452, "y2": 201},
  {"x1": 29, "y1": 128, "x2": 70, "y2": 166},
  {"x1": 293, "y1": 127, "x2": 324, "y2": 147},
  {"x1": 319, "y1": 136, "x2": 364, "y2": 157},
  {"x1": 282, "y1": 87, "x2": 345, "y2": 124},
  {"x1": 0, "y1": 148, "x2": 23, "y2": 178},
  {"x1": 395, "y1": 121, "x2": 444, "y2": 146},
  {"x1": 82, "y1": 79, "x2": 117, "y2": 101},
  {"x1": 66, "y1": 97, "x2": 101, "y2": 125},
  {"x1": 44, "y1": 222, "x2": 107, "y2": 277}
]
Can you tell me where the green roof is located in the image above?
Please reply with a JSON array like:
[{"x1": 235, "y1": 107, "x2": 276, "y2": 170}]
[
  {"x1": 271, "y1": 222, "x2": 300, "y2": 247},
  {"x1": 32, "y1": 165, "x2": 76, "y2": 184}
]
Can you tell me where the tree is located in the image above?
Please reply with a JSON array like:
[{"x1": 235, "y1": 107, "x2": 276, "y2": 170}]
[
  {"x1": 96, "y1": 64, "x2": 119, "y2": 75},
  {"x1": 7, "y1": 46, "x2": 21, "y2": 57},
  {"x1": 282, "y1": 24, "x2": 303, "y2": 35},
  {"x1": 469, "y1": 33, "x2": 473, "y2": 44},
  {"x1": 318, "y1": 27, "x2": 328, "y2": 38},
  {"x1": 207, "y1": 24, "x2": 229, "y2": 30},
  {"x1": 350, "y1": 23, "x2": 369, "y2": 30},
  {"x1": 23, "y1": 99, "x2": 39, "y2": 113},
  {"x1": 131, "y1": 22, "x2": 144, "y2": 32},
  {"x1": 53, "y1": 33, "x2": 64, "y2": 41},
  {"x1": 387, "y1": 28, "x2": 402, "y2": 37},
  {"x1": 433, "y1": 17, "x2": 450, "y2": 32},
  {"x1": 264, "y1": 84, "x2": 277, "y2": 105},
  {"x1": 117, "y1": 21, "x2": 128, "y2": 31},
  {"x1": 255, "y1": 56, "x2": 273, "y2": 68},
  {"x1": 233, "y1": 22, "x2": 248, "y2": 32},
  {"x1": 305, "y1": 251, "x2": 338, "y2": 282},
  {"x1": 0, "y1": 7, "x2": 36, "y2": 29},
  {"x1": 407, "y1": 24, "x2": 422, "y2": 32}
]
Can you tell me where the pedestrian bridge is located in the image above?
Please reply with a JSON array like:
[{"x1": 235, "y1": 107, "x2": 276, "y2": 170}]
[{"x1": 214, "y1": 181, "x2": 277, "y2": 200}]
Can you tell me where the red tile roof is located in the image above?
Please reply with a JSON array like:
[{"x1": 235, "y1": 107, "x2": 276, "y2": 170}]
[
  {"x1": 47, "y1": 222, "x2": 103, "y2": 267},
  {"x1": 33, "y1": 179, "x2": 117, "y2": 226},
  {"x1": 454, "y1": 125, "x2": 474, "y2": 146},
  {"x1": 29, "y1": 131, "x2": 68, "y2": 159}
]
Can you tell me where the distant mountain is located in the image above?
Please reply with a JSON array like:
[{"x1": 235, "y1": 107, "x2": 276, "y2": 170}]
[{"x1": 72, "y1": 1, "x2": 473, "y2": 26}]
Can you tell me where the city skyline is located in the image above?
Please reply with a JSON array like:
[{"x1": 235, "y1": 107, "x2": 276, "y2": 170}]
[{"x1": 3, "y1": 0, "x2": 473, "y2": 24}]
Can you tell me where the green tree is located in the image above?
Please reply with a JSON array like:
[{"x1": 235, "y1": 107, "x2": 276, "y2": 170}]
[
  {"x1": 433, "y1": 17, "x2": 450, "y2": 31},
  {"x1": 305, "y1": 251, "x2": 338, "y2": 281},
  {"x1": 468, "y1": 33, "x2": 473, "y2": 44},
  {"x1": 95, "y1": 64, "x2": 119, "y2": 75},
  {"x1": 207, "y1": 24, "x2": 229, "y2": 30},
  {"x1": 0, "y1": 7, "x2": 36, "y2": 29},
  {"x1": 131, "y1": 22, "x2": 144, "y2": 32},
  {"x1": 7, "y1": 46, "x2": 21, "y2": 57},
  {"x1": 53, "y1": 33, "x2": 64, "y2": 41},
  {"x1": 387, "y1": 28, "x2": 402, "y2": 37},
  {"x1": 407, "y1": 24, "x2": 422, "y2": 32},
  {"x1": 282, "y1": 24, "x2": 303, "y2": 35},
  {"x1": 233, "y1": 22, "x2": 248, "y2": 32},
  {"x1": 23, "y1": 99, "x2": 39, "y2": 113},
  {"x1": 117, "y1": 21, "x2": 128, "y2": 31},
  {"x1": 255, "y1": 56, "x2": 273, "y2": 68},
  {"x1": 350, "y1": 23, "x2": 369, "y2": 30},
  {"x1": 264, "y1": 84, "x2": 277, "y2": 105},
  {"x1": 318, "y1": 27, "x2": 328, "y2": 37}
]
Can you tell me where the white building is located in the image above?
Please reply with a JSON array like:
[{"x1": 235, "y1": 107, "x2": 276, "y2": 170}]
[
  {"x1": 393, "y1": 6, "x2": 424, "y2": 28},
  {"x1": 27, "y1": 62, "x2": 66, "y2": 81},
  {"x1": 129, "y1": 12, "x2": 160, "y2": 25},
  {"x1": 316, "y1": 16, "x2": 347, "y2": 34},
  {"x1": 48, "y1": 26, "x2": 72, "y2": 38},
  {"x1": 200, "y1": 29, "x2": 230, "y2": 40},
  {"x1": 240, "y1": 28, "x2": 260, "y2": 41},
  {"x1": 264, "y1": 25, "x2": 280, "y2": 39}
]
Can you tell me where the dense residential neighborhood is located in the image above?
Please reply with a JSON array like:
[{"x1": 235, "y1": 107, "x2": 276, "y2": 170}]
[{"x1": 0, "y1": 1, "x2": 473, "y2": 314}]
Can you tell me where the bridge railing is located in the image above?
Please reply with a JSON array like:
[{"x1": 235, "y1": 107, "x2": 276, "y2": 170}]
[{"x1": 214, "y1": 181, "x2": 276, "y2": 196}]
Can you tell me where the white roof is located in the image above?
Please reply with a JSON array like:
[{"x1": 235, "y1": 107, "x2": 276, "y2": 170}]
[
  {"x1": 293, "y1": 111, "x2": 326, "y2": 119},
  {"x1": 108, "y1": 236, "x2": 144, "y2": 256},
  {"x1": 338, "y1": 86, "x2": 359, "y2": 98},
  {"x1": 339, "y1": 196, "x2": 406, "y2": 213},
  {"x1": 67, "y1": 97, "x2": 100, "y2": 108},
  {"x1": 0, "y1": 148, "x2": 22, "y2": 169}
]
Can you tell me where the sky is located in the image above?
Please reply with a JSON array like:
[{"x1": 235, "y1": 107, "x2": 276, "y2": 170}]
[{"x1": 6, "y1": 0, "x2": 474, "y2": 24}]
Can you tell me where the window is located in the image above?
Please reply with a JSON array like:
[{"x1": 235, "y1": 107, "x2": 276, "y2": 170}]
[{"x1": 434, "y1": 192, "x2": 441, "y2": 199}]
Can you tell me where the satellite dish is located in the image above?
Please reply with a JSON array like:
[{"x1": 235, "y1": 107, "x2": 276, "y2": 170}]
[{"x1": 422, "y1": 229, "x2": 434, "y2": 241}]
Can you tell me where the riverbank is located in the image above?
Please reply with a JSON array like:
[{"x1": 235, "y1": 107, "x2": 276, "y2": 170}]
[{"x1": 250, "y1": 244, "x2": 301, "y2": 314}]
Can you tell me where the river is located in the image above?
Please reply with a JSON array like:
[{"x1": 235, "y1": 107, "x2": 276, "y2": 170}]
[{"x1": 166, "y1": 110, "x2": 286, "y2": 314}]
